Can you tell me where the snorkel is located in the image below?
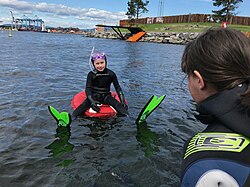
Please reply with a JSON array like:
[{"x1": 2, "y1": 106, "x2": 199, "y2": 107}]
[
  {"x1": 89, "y1": 47, "x2": 107, "y2": 73},
  {"x1": 89, "y1": 47, "x2": 96, "y2": 73}
]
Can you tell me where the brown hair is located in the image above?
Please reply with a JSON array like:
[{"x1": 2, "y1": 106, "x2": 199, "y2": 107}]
[{"x1": 181, "y1": 27, "x2": 250, "y2": 107}]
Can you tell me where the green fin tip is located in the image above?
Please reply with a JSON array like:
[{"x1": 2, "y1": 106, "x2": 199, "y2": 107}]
[{"x1": 48, "y1": 106, "x2": 71, "y2": 127}]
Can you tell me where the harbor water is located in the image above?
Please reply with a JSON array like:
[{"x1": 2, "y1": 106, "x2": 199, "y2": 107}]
[{"x1": 0, "y1": 31, "x2": 204, "y2": 186}]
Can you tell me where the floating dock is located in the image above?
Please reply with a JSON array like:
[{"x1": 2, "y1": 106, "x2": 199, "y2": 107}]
[
  {"x1": 126, "y1": 31, "x2": 146, "y2": 42},
  {"x1": 95, "y1": 25, "x2": 146, "y2": 42}
]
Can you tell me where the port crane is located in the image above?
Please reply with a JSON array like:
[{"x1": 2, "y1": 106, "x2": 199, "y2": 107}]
[
  {"x1": 9, "y1": 11, "x2": 45, "y2": 31},
  {"x1": 10, "y1": 11, "x2": 16, "y2": 30}
]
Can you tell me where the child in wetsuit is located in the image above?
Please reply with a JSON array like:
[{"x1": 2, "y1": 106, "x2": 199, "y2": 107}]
[
  {"x1": 180, "y1": 28, "x2": 250, "y2": 186},
  {"x1": 72, "y1": 51, "x2": 128, "y2": 117}
]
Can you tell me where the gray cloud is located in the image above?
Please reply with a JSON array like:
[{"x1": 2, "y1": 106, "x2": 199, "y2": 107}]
[{"x1": 0, "y1": 0, "x2": 127, "y2": 27}]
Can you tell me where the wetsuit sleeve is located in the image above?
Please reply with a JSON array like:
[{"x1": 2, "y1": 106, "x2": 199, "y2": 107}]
[
  {"x1": 112, "y1": 72, "x2": 122, "y2": 93},
  {"x1": 111, "y1": 71, "x2": 127, "y2": 106},
  {"x1": 85, "y1": 72, "x2": 93, "y2": 97}
]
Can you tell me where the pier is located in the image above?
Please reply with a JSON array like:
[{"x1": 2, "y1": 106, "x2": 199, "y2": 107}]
[{"x1": 95, "y1": 25, "x2": 146, "y2": 42}]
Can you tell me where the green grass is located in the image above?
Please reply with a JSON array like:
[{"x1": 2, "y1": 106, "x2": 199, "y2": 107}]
[{"x1": 136, "y1": 22, "x2": 250, "y2": 33}]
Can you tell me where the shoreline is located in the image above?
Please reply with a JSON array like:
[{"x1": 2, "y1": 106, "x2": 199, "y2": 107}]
[
  {"x1": 84, "y1": 31, "x2": 200, "y2": 45},
  {"x1": 83, "y1": 30, "x2": 250, "y2": 44}
]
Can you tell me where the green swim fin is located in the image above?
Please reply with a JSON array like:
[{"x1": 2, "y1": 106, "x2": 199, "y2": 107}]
[
  {"x1": 48, "y1": 106, "x2": 72, "y2": 127},
  {"x1": 136, "y1": 95, "x2": 166, "y2": 125}
]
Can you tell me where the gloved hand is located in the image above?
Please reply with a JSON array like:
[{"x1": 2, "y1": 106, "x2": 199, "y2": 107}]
[
  {"x1": 91, "y1": 101, "x2": 101, "y2": 112},
  {"x1": 118, "y1": 91, "x2": 128, "y2": 110},
  {"x1": 88, "y1": 95, "x2": 101, "y2": 112}
]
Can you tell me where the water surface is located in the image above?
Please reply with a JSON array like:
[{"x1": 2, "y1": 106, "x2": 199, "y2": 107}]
[{"x1": 0, "y1": 31, "x2": 203, "y2": 187}]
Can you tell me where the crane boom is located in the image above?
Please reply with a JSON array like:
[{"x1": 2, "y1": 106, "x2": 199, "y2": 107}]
[{"x1": 10, "y1": 11, "x2": 14, "y2": 22}]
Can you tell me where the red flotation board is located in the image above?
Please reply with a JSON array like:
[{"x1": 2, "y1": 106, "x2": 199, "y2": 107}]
[{"x1": 71, "y1": 91, "x2": 120, "y2": 118}]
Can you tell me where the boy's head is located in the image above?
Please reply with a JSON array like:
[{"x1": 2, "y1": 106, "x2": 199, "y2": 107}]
[
  {"x1": 181, "y1": 27, "x2": 250, "y2": 91},
  {"x1": 181, "y1": 27, "x2": 250, "y2": 106},
  {"x1": 90, "y1": 52, "x2": 107, "y2": 72}
]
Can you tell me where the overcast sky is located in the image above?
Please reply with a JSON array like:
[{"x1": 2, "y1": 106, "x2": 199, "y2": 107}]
[{"x1": 0, "y1": 0, "x2": 249, "y2": 29}]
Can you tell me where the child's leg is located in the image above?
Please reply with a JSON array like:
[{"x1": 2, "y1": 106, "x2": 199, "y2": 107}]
[
  {"x1": 103, "y1": 94, "x2": 128, "y2": 116},
  {"x1": 72, "y1": 99, "x2": 91, "y2": 117}
]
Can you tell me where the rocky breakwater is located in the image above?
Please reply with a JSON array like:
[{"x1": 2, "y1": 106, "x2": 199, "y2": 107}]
[{"x1": 84, "y1": 32, "x2": 200, "y2": 45}]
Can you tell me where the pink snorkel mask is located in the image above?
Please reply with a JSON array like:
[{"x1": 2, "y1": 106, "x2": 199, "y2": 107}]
[{"x1": 91, "y1": 52, "x2": 106, "y2": 61}]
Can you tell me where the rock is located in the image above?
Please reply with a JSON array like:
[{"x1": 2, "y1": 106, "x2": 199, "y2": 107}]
[{"x1": 84, "y1": 31, "x2": 200, "y2": 45}]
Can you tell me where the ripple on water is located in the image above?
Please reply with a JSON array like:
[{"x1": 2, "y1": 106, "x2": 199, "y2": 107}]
[{"x1": 0, "y1": 32, "x2": 197, "y2": 186}]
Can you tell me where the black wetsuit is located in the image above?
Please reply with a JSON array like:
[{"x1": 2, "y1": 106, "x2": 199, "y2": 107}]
[
  {"x1": 72, "y1": 68, "x2": 128, "y2": 117},
  {"x1": 181, "y1": 83, "x2": 250, "y2": 186}
]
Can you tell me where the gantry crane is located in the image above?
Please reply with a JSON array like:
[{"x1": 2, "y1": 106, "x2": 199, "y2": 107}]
[{"x1": 10, "y1": 11, "x2": 16, "y2": 30}]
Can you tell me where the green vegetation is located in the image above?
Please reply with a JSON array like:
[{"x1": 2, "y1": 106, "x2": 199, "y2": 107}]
[
  {"x1": 137, "y1": 22, "x2": 250, "y2": 33},
  {"x1": 126, "y1": 0, "x2": 149, "y2": 21},
  {"x1": 212, "y1": 0, "x2": 243, "y2": 22},
  {"x1": 124, "y1": 0, "x2": 247, "y2": 33}
]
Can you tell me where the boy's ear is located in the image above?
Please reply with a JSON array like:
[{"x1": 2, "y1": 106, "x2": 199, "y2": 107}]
[{"x1": 193, "y1": 70, "x2": 205, "y2": 89}]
